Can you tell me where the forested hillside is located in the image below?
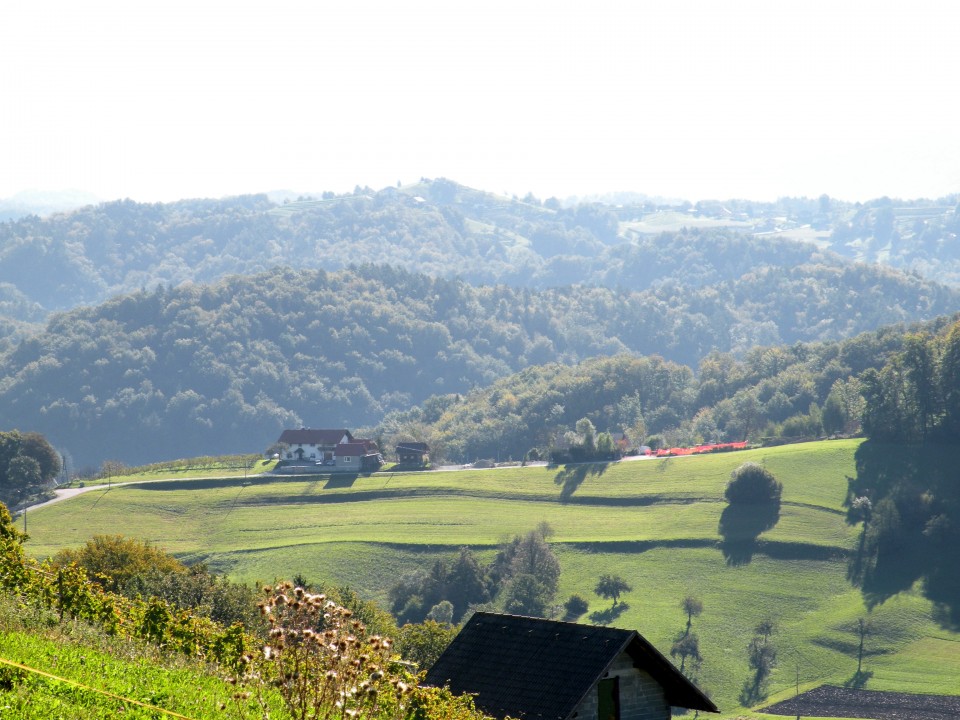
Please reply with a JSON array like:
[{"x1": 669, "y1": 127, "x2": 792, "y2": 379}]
[
  {"x1": 3, "y1": 179, "x2": 960, "y2": 469},
  {"x1": 2, "y1": 181, "x2": 958, "y2": 344},
  {"x1": 377, "y1": 317, "x2": 960, "y2": 463},
  {"x1": 2, "y1": 257, "x2": 957, "y2": 469}
]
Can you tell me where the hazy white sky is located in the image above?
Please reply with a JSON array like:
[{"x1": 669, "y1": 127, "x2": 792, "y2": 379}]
[{"x1": 3, "y1": 1, "x2": 958, "y2": 204}]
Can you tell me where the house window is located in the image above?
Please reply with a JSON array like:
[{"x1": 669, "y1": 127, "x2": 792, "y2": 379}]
[
  {"x1": 345, "y1": 457, "x2": 352, "y2": 463},
  {"x1": 597, "y1": 677, "x2": 619, "y2": 720}
]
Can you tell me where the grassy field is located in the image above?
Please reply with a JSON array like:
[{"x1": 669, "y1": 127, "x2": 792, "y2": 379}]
[
  {"x1": 61, "y1": 457, "x2": 278, "y2": 487},
  {"x1": 21, "y1": 439, "x2": 960, "y2": 718},
  {"x1": 0, "y1": 598, "x2": 275, "y2": 719}
]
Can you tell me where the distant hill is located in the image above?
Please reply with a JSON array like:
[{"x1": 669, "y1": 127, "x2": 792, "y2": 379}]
[
  {"x1": 3, "y1": 179, "x2": 960, "y2": 467},
  {"x1": 1, "y1": 263, "x2": 956, "y2": 468},
  {"x1": 1, "y1": 181, "x2": 958, "y2": 331},
  {"x1": 0, "y1": 189, "x2": 100, "y2": 221}
]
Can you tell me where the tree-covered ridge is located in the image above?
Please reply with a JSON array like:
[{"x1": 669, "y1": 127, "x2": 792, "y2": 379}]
[
  {"x1": 859, "y1": 319, "x2": 960, "y2": 444},
  {"x1": 377, "y1": 318, "x2": 947, "y2": 464},
  {"x1": 2, "y1": 260, "x2": 957, "y2": 468},
  {"x1": 2, "y1": 180, "x2": 958, "y2": 336}
]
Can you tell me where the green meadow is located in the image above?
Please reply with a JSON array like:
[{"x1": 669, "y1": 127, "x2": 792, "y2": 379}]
[
  {"x1": 0, "y1": 598, "x2": 279, "y2": 719},
  {"x1": 22, "y1": 439, "x2": 960, "y2": 718}
]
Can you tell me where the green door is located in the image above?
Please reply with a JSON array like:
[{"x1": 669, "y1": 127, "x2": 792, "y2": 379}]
[{"x1": 597, "y1": 677, "x2": 620, "y2": 720}]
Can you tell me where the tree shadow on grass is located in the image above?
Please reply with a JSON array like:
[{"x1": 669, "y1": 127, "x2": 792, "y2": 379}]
[
  {"x1": 849, "y1": 441, "x2": 960, "y2": 626},
  {"x1": 554, "y1": 463, "x2": 609, "y2": 501},
  {"x1": 859, "y1": 539, "x2": 924, "y2": 610},
  {"x1": 739, "y1": 676, "x2": 769, "y2": 707},
  {"x1": 718, "y1": 502, "x2": 780, "y2": 566},
  {"x1": 844, "y1": 670, "x2": 873, "y2": 689},
  {"x1": 324, "y1": 474, "x2": 358, "y2": 489},
  {"x1": 589, "y1": 601, "x2": 629, "y2": 625},
  {"x1": 923, "y1": 553, "x2": 960, "y2": 630}
]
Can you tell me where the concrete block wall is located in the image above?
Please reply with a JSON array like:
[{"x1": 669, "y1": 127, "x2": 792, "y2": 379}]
[{"x1": 568, "y1": 652, "x2": 669, "y2": 720}]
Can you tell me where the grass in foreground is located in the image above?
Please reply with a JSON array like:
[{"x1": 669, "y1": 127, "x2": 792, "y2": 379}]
[{"x1": 0, "y1": 599, "x2": 257, "y2": 719}]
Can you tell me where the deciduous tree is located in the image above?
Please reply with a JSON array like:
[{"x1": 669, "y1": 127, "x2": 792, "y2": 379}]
[
  {"x1": 594, "y1": 574, "x2": 632, "y2": 606},
  {"x1": 725, "y1": 463, "x2": 782, "y2": 505}
]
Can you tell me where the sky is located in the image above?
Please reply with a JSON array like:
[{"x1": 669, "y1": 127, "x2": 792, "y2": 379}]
[{"x1": 2, "y1": 0, "x2": 959, "y2": 205}]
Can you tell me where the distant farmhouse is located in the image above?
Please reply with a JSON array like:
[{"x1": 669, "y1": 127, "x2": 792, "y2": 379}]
[
  {"x1": 395, "y1": 441, "x2": 430, "y2": 466},
  {"x1": 275, "y1": 428, "x2": 383, "y2": 473},
  {"x1": 425, "y1": 612, "x2": 718, "y2": 720}
]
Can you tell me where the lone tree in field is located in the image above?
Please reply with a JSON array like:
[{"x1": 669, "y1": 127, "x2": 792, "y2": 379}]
[
  {"x1": 682, "y1": 595, "x2": 703, "y2": 636},
  {"x1": 594, "y1": 574, "x2": 632, "y2": 606},
  {"x1": 725, "y1": 462, "x2": 782, "y2": 505}
]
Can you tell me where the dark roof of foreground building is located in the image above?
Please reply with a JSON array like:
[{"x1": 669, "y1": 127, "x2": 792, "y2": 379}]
[{"x1": 424, "y1": 612, "x2": 718, "y2": 719}]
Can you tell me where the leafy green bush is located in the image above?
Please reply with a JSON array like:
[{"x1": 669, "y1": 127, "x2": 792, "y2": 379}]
[
  {"x1": 724, "y1": 462, "x2": 782, "y2": 504},
  {"x1": 395, "y1": 620, "x2": 458, "y2": 670},
  {"x1": 563, "y1": 594, "x2": 589, "y2": 619},
  {"x1": 52, "y1": 534, "x2": 186, "y2": 593}
]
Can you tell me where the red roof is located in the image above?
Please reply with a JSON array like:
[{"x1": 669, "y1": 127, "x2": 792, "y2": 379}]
[{"x1": 278, "y1": 428, "x2": 353, "y2": 445}]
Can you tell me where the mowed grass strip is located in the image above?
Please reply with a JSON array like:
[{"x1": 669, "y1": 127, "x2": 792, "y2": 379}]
[
  {"x1": 24, "y1": 486, "x2": 852, "y2": 561},
  {"x1": 25, "y1": 439, "x2": 860, "y2": 559}
]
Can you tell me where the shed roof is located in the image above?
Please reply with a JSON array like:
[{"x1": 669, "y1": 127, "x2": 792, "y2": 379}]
[
  {"x1": 396, "y1": 442, "x2": 429, "y2": 453},
  {"x1": 424, "y1": 612, "x2": 718, "y2": 719}
]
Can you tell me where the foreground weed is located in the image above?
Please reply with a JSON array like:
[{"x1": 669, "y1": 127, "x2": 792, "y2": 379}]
[{"x1": 230, "y1": 582, "x2": 412, "y2": 720}]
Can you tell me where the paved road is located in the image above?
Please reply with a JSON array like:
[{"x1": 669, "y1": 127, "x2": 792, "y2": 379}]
[{"x1": 24, "y1": 485, "x2": 108, "y2": 511}]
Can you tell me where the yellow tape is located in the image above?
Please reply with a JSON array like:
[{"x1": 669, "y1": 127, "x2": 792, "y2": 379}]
[{"x1": 0, "y1": 656, "x2": 199, "y2": 719}]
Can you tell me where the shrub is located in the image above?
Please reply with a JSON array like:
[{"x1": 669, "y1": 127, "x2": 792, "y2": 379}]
[
  {"x1": 563, "y1": 594, "x2": 589, "y2": 619},
  {"x1": 53, "y1": 535, "x2": 187, "y2": 592},
  {"x1": 724, "y1": 462, "x2": 782, "y2": 504},
  {"x1": 395, "y1": 620, "x2": 458, "y2": 670}
]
